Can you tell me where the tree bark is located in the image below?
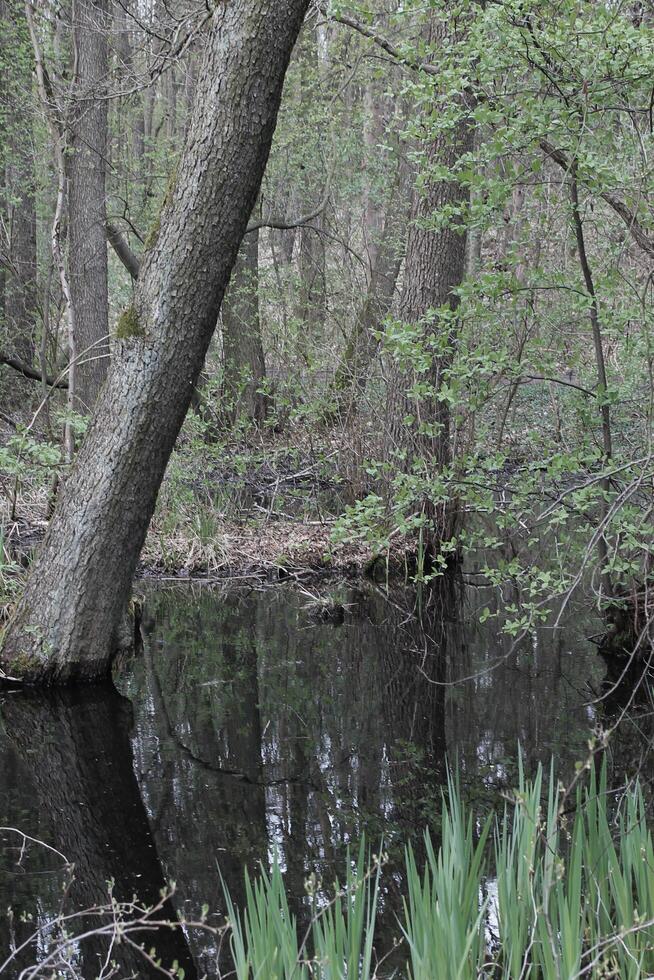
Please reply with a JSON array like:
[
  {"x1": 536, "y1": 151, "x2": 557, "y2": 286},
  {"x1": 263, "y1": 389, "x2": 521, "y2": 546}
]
[
  {"x1": 2, "y1": 0, "x2": 37, "y2": 367},
  {"x1": 0, "y1": 0, "x2": 310, "y2": 685},
  {"x1": 386, "y1": 14, "x2": 473, "y2": 554},
  {"x1": 67, "y1": 0, "x2": 110, "y2": 411},
  {"x1": 221, "y1": 225, "x2": 267, "y2": 424}
]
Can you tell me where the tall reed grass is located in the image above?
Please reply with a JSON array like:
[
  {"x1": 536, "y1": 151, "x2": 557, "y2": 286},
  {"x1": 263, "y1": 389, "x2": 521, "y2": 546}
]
[{"x1": 222, "y1": 762, "x2": 654, "y2": 978}]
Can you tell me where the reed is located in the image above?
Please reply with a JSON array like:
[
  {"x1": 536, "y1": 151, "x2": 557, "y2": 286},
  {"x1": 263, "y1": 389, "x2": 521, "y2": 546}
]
[{"x1": 223, "y1": 762, "x2": 654, "y2": 978}]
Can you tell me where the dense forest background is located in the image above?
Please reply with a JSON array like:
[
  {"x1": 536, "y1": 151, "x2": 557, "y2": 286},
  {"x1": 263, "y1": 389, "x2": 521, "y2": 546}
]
[{"x1": 1, "y1": 0, "x2": 654, "y2": 653}]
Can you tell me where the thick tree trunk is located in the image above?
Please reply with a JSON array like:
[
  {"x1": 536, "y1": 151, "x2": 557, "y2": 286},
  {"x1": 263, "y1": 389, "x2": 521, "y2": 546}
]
[
  {"x1": 0, "y1": 0, "x2": 310, "y2": 685},
  {"x1": 221, "y1": 226, "x2": 267, "y2": 424},
  {"x1": 67, "y1": 0, "x2": 110, "y2": 411}
]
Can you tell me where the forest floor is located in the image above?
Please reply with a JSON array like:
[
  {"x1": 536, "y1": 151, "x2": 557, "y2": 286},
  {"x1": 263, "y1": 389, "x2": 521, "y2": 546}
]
[{"x1": 0, "y1": 414, "x2": 394, "y2": 613}]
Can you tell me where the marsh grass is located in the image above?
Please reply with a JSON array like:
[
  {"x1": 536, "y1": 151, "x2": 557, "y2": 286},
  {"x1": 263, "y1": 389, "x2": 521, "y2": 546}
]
[{"x1": 222, "y1": 762, "x2": 654, "y2": 978}]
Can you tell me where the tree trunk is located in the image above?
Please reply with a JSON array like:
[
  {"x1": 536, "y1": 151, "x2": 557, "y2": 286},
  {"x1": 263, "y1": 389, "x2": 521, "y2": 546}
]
[
  {"x1": 329, "y1": 143, "x2": 409, "y2": 421},
  {"x1": 296, "y1": 23, "x2": 326, "y2": 341},
  {"x1": 386, "y1": 14, "x2": 473, "y2": 554},
  {"x1": 329, "y1": 205, "x2": 404, "y2": 420},
  {"x1": 221, "y1": 225, "x2": 267, "y2": 424},
  {"x1": 67, "y1": 0, "x2": 110, "y2": 412},
  {"x1": 0, "y1": 0, "x2": 310, "y2": 686},
  {"x1": 2, "y1": 0, "x2": 37, "y2": 366}
]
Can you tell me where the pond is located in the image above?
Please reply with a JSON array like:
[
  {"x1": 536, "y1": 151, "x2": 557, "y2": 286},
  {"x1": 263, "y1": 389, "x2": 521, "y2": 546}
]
[{"x1": 0, "y1": 576, "x2": 637, "y2": 977}]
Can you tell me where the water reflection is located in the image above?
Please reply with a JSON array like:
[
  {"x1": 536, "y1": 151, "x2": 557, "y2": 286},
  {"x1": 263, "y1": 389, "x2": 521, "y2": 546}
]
[
  {"x1": 0, "y1": 688, "x2": 196, "y2": 978},
  {"x1": 0, "y1": 577, "x2": 607, "y2": 976}
]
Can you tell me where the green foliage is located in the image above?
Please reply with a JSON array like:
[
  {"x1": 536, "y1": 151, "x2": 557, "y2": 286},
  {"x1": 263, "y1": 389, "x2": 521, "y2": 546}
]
[{"x1": 223, "y1": 761, "x2": 654, "y2": 978}]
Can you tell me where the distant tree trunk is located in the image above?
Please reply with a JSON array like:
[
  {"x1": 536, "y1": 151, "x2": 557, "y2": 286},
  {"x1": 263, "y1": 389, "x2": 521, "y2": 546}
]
[
  {"x1": 0, "y1": 0, "x2": 310, "y2": 686},
  {"x1": 386, "y1": 14, "x2": 473, "y2": 556},
  {"x1": 67, "y1": 0, "x2": 110, "y2": 412},
  {"x1": 329, "y1": 205, "x2": 404, "y2": 420},
  {"x1": 296, "y1": 23, "x2": 326, "y2": 342},
  {"x1": 2, "y1": 0, "x2": 37, "y2": 366},
  {"x1": 221, "y1": 226, "x2": 267, "y2": 424},
  {"x1": 329, "y1": 141, "x2": 409, "y2": 421}
]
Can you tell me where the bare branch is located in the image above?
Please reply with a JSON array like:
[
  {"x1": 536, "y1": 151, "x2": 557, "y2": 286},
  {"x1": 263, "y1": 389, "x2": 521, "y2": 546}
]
[
  {"x1": 0, "y1": 352, "x2": 68, "y2": 389},
  {"x1": 107, "y1": 221, "x2": 141, "y2": 280},
  {"x1": 245, "y1": 184, "x2": 331, "y2": 234},
  {"x1": 539, "y1": 139, "x2": 654, "y2": 259}
]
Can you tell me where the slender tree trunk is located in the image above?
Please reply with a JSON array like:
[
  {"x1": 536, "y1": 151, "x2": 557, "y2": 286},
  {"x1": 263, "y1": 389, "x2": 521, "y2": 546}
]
[
  {"x1": 67, "y1": 0, "x2": 110, "y2": 412},
  {"x1": 329, "y1": 138, "x2": 409, "y2": 420},
  {"x1": 2, "y1": 0, "x2": 37, "y2": 366},
  {"x1": 1, "y1": 0, "x2": 310, "y2": 686},
  {"x1": 296, "y1": 23, "x2": 326, "y2": 341},
  {"x1": 329, "y1": 204, "x2": 404, "y2": 420},
  {"x1": 221, "y1": 225, "x2": 267, "y2": 424}
]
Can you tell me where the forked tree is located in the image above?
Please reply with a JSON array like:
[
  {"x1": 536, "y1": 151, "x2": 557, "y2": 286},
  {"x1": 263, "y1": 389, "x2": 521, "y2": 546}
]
[{"x1": 0, "y1": 0, "x2": 310, "y2": 684}]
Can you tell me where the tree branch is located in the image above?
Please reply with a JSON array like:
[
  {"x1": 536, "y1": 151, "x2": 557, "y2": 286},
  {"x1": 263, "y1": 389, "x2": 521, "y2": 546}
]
[
  {"x1": 245, "y1": 185, "x2": 330, "y2": 234},
  {"x1": 539, "y1": 139, "x2": 654, "y2": 259},
  {"x1": 107, "y1": 221, "x2": 141, "y2": 279},
  {"x1": 0, "y1": 352, "x2": 68, "y2": 389}
]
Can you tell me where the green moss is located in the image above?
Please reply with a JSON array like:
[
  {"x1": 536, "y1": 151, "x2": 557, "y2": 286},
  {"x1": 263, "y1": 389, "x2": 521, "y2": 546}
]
[
  {"x1": 144, "y1": 214, "x2": 161, "y2": 251},
  {"x1": 144, "y1": 163, "x2": 178, "y2": 252},
  {"x1": 115, "y1": 304, "x2": 144, "y2": 340},
  {"x1": 5, "y1": 649, "x2": 40, "y2": 679}
]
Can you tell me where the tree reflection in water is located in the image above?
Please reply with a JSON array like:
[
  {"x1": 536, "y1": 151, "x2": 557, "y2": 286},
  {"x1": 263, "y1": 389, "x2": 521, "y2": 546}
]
[
  {"x1": 0, "y1": 578, "x2": 605, "y2": 976},
  {"x1": 0, "y1": 687, "x2": 197, "y2": 978}
]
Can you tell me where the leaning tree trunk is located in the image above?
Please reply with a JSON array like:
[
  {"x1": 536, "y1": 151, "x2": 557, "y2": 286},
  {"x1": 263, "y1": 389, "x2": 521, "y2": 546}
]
[
  {"x1": 67, "y1": 0, "x2": 110, "y2": 412},
  {"x1": 0, "y1": 0, "x2": 310, "y2": 686}
]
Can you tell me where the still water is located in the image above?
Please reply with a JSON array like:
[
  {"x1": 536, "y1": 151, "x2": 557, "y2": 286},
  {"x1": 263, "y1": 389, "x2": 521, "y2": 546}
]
[{"x1": 0, "y1": 577, "x2": 623, "y2": 977}]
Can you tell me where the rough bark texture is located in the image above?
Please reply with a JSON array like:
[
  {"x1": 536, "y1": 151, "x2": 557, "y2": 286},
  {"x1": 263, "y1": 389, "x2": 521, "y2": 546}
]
[
  {"x1": 386, "y1": 15, "x2": 473, "y2": 550},
  {"x1": 221, "y1": 226, "x2": 267, "y2": 424},
  {"x1": 67, "y1": 0, "x2": 110, "y2": 411},
  {"x1": 0, "y1": 0, "x2": 310, "y2": 685},
  {"x1": 2, "y1": 0, "x2": 37, "y2": 367}
]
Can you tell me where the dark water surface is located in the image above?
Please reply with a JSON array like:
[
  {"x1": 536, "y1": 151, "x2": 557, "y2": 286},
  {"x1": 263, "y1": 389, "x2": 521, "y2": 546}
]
[{"x1": 0, "y1": 578, "x2": 618, "y2": 976}]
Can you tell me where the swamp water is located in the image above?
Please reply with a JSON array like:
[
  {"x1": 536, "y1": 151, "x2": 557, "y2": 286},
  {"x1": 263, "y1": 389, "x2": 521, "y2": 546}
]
[{"x1": 0, "y1": 579, "x2": 638, "y2": 977}]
